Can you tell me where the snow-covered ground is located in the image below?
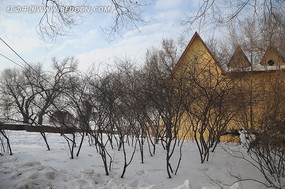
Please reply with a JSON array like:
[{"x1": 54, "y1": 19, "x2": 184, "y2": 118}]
[{"x1": 0, "y1": 131, "x2": 271, "y2": 189}]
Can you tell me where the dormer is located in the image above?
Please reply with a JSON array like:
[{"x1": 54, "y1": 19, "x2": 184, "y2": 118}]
[
  {"x1": 259, "y1": 45, "x2": 285, "y2": 67},
  {"x1": 228, "y1": 46, "x2": 251, "y2": 69}
]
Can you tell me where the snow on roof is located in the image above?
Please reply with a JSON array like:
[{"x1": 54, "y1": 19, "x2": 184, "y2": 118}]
[{"x1": 226, "y1": 64, "x2": 285, "y2": 74}]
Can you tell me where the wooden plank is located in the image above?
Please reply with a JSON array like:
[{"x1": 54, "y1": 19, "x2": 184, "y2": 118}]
[
  {"x1": 25, "y1": 125, "x2": 78, "y2": 134},
  {"x1": 0, "y1": 123, "x2": 27, "y2": 130},
  {"x1": 0, "y1": 122, "x2": 94, "y2": 134}
]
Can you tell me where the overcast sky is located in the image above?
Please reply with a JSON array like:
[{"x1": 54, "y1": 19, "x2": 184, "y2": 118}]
[{"x1": 0, "y1": 0, "x2": 210, "y2": 73}]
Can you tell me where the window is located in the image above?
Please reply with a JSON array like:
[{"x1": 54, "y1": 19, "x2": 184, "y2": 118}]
[{"x1": 268, "y1": 59, "x2": 275, "y2": 66}]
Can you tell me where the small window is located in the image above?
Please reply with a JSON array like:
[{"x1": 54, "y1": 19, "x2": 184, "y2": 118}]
[{"x1": 268, "y1": 59, "x2": 275, "y2": 66}]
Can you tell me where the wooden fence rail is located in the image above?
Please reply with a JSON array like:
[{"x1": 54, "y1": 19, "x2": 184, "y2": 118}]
[{"x1": 0, "y1": 122, "x2": 93, "y2": 134}]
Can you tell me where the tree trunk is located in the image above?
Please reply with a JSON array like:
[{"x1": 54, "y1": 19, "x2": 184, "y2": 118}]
[
  {"x1": 0, "y1": 130, "x2": 13, "y2": 155},
  {"x1": 76, "y1": 132, "x2": 85, "y2": 157},
  {"x1": 40, "y1": 132, "x2": 50, "y2": 151}
]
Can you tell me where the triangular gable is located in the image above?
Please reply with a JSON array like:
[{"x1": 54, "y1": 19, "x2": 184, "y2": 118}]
[
  {"x1": 171, "y1": 32, "x2": 224, "y2": 77},
  {"x1": 228, "y1": 46, "x2": 251, "y2": 69},
  {"x1": 259, "y1": 44, "x2": 285, "y2": 66}
]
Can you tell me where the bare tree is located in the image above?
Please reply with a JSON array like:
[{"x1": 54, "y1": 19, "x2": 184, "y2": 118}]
[
  {"x1": 143, "y1": 39, "x2": 189, "y2": 178},
  {"x1": 220, "y1": 72, "x2": 285, "y2": 189},
  {"x1": 49, "y1": 108, "x2": 78, "y2": 159},
  {"x1": 0, "y1": 67, "x2": 38, "y2": 123},
  {"x1": 59, "y1": 73, "x2": 93, "y2": 158},
  {"x1": 38, "y1": 0, "x2": 153, "y2": 40},
  {"x1": 240, "y1": 73, "x2": 285, "y2": 188},
  {"x1": 0, "y1": 57, "x2": 77, "y2": 151},
  {"x1": 225, "y1": 14, "x2": 285, "y2": 65},
  {"x1": 34, "y1": 57, "x2": 77, "y2": 125},
  {"x1": 102, "y1": 70, "x2": 139, "y2": 178},
  {"x1": 176, "y1": 52, "x2": 240, "y2": 163},
  {"x1": 115, "y1": 61, "x2": 153, "y2": 164},
  {"x1": 29, "y1": 57, "x2": 77, "y2": 150},
  {"x1": 0, "y1": 128, "x2": 13, "y2": 155},
  {"x1": 86, "y1": 72, "x2": 120, "y2": 176},
  {"x1": 186, "y1": 0, "x2": 285, "y2": 30}
]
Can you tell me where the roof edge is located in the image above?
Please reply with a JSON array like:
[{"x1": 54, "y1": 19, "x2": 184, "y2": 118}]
[{"x1": 171, "y1": 32, "x2": 225, "y2": 78}]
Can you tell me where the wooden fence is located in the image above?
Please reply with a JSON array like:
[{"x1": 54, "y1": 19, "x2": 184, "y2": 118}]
[{"x1": 0, "y1": 122, "x2": 92, "y2": 134}]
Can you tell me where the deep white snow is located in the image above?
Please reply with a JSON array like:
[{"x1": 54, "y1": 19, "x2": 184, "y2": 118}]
[{"x1": 0, "y1": 131, "x2": 275, "y2": 189}]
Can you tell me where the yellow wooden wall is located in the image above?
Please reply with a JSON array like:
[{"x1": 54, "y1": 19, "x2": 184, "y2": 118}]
[{"x1": 173, "y1": 32, "x2": 285, "y2": 143}]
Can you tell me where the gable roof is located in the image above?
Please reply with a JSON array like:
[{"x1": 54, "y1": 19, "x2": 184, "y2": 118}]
[
  {"x1": 226, "y1": 44, "x2": 285, "y2": 75},
  {"x1": 259, "y1": 44, "x2": 285, "y2": 66},
  {"x1": 171, "y1": 32, "x2": 225, "y2": 77},
  {"x1": 228, "y1": 46, "x2": 251, "y2": 69},
  {"x1": 172, "y1": 32, "x2": 285, "y2": 77}
]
